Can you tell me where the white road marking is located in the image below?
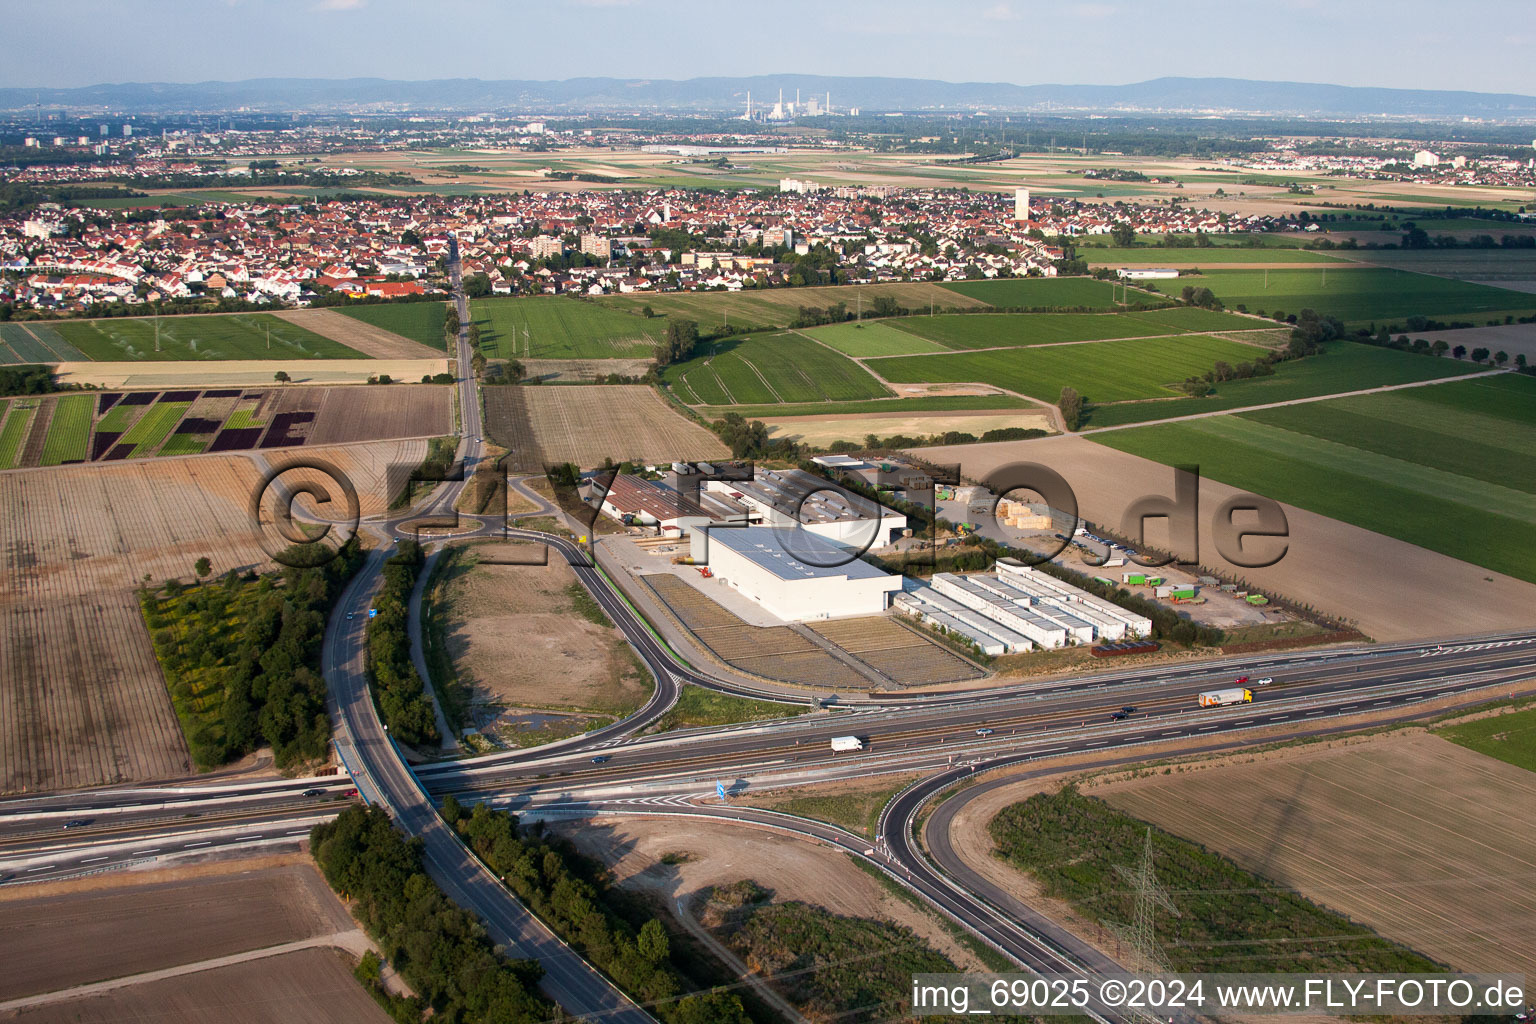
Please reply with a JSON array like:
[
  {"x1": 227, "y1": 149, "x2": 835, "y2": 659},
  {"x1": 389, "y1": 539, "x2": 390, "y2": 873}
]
[
  {"x1": 26, "y1": 865, "x2": 56, "y2": 872},
  {"x1": 183, "y1": 841, "x2": 211, "y2": 848},
  {"x1": 81, "y1": 855, "x2": 109, "y2": 863}
]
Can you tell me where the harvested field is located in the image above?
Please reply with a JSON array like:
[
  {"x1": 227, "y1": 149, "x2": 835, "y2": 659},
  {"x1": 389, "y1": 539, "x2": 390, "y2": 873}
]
[
  {"x1": 0, "y1": 440, "x2": 424, "y2": 790},
  {"x1": 0, "y1": 592, "x2": 187, "y2": 794},
  {"x1": 642, "y1": 573, "x2": 867, "y2": 687},
  {"x1": 435, "y1": 542, "x2": 652, "y2": 740},
  {"x1": 270, "y1": 307, "x2": 442, "y2": 359},
  {"x1": 3, "y1": 948, "x2": 390, "y2": 1024},
  {"x1": 809, "y1": 616, "x2": 983, "y2": 685},
  {"x1": 910, "y1": 433, "x2": 1536, "y2": 641},
  {"x1": 52, "y1": 358, "x2": 449, "y2": 389},
  {"x1": 765, "y1": 409, "x2": 1052, "y2": 447},
  {"x1": 0, "y1": 860, "x2": 354, "y2": 999},
  {"x1": 302, "y1": 385, "x2": 452, "y2": 445},
  {"x1": 1089, "y1": 731, "x2": 1536, "y2": 978},
  {"x1": 522, "y1": 357, "x2": 655, "y2": 383},
  {"x1": 484, "y1": 385, "x2": 726, "y2": 472}
]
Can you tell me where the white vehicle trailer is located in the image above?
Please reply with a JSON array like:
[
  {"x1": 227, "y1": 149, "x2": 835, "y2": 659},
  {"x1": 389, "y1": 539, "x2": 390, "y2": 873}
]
[
  {"x1": 830, "y1": 735, "x2": 865, "y2": 752},
  {"x1": 1198, "y1": 687, "x2": 1253, "y2": 708}
]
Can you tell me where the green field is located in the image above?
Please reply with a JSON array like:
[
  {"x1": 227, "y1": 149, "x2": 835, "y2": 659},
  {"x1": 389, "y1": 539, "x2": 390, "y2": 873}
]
[
  {"x1": 1083, "y1": 342, "x2": 1482, "y2": 428},
  {"x1": 941, "y1": 277, "x2": 1166, "y2": 309},
  {"x1": 1079, "y1": 246, "x2": 1343, "y2": 264},
  {"x1": 664, "y1": 332, "x2": 891, "y2": 405},
  {"x1": 335, "y1": 301, "x2": 449, "y2": 351},
  {"x1": 52, "y1": 314, "x2": 362, "y2": 361},
  {"x1": 155, "y1": 432, "x2": 210, "y2": 457},
  {"x1": 889, "y1": 307, "x2": 1260, "y2": 351},
  {"x1": 1093, "y1": 374, "x2": 1536, "y2": 582},
  {"x1": 0, "y1": 401, "x2": 31, "y2": 468},
  {"x1": 1147, "y1": 267, "x2": 1536, "y2": 324},
  {"x1": 119, "y1": 401, "x2": 192, "y2": 457},
  {"x1": 867, "y1": 333, "x2": 1260, "y2": 404},
  {"x1": 598, "y1": 281, "x2": 991, "y2": 331},
  {"x1": 694, "y1": 394, "x2": 1032, "y2": 418},
  {"x1": 0, "y1": 322, "x2": 88, "y2": 364},
  {"x1": 39, "y1": 394, "x2": 94, "y2": 465},
  {"x1": 1439, "y1": 705, "x2": 1536, "y2": 773},
  {"x1": 471, "y1": 296, "x2": 664, "y2": 359},
  {"x1": 802, "y1": 321, "x2": 948, "y2": 357}
]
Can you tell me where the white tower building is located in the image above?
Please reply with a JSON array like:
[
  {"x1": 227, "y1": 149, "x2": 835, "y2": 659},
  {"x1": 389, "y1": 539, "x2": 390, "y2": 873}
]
[{"x1": 1014, "y1": 187, "x2": 1030, "y2": 222}]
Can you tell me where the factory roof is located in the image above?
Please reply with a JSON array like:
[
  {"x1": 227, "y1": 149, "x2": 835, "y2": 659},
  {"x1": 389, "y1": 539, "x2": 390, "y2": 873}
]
[
  {"x1": 601, "y1": 474, "x2": 716, "y2": 522},
  {"x1": 707, "y1": 526, "x2": 892, "y2": 582}
]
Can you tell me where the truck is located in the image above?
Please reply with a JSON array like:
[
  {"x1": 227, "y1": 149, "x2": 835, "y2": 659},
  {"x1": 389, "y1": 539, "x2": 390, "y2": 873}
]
[
  {"x1": 830, "y1": 735, "x2": 866, "y2": 752},
  {"x1": 1198, "y1": 687, "x2": 1253, "y2": 708}
]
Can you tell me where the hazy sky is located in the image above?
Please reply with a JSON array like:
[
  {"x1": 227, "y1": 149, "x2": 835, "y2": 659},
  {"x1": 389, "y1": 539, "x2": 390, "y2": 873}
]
[{"x1": 4, "y1": 0, "x2": 1533, "y2": 94}]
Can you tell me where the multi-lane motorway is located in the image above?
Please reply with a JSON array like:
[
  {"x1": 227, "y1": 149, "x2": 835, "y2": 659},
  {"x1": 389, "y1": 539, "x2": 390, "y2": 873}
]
[{"x1": 4, "y1": 244, "x2": 1534, "y2": 1019}]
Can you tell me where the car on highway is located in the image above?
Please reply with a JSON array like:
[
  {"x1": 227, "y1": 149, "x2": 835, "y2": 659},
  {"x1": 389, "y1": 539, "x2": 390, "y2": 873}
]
[
  {"x1": 342, "y1": 788, "x2": 358, "y2": 798},
  {"x1": 1121, "y1": 705, "x2": 1137, "y2": 713},
  {"x1": 1234, "y1": 675, "x2": 1251, "y2": 685},
  {"x1": 62, "y1": 818, "x2": 92, "y2": 829},
  {"x1": 301, "y1": 788, "x2": 325, "y2": 797},
  {"x1": 1255, "y1": 676, "x2": 1274, "y2": 686},
  {"x1": 591, "y1": 755, "x2": 611, "y2": 764},
  {"x1": 1109, "y1": 711, "x2": 1129, "y2": 721},
  {"x1": 974, "y1": 727, "x2": 994, "y2": 736}
]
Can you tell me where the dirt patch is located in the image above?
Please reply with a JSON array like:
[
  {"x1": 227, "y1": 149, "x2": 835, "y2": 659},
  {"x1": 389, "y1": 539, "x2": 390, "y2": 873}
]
[
  {"x1": 912, "y1": 433, "x2": 1536, "y2": 641},
  {"x1": 1088, "y1": 730, "x2": 1536, "y2": 978},
  {"x1": 484, "y1": 385, "x2": 727, "y2": 472},
  {"x1": 270, "y1": 308, "x2": 440, "y2": 359},
  {"x1": 547, "y1": 814, "x2": 990, "y2": 972},
  {"x1": 522, "y1": 358, "x2": 655, "y2": 383},
  {"x1": 0, "y1": 860, "x2": 355, "y2": 1000},
  {"x1": 4, "y1": 946, "x2": 389, "y2": 1024},
  {"x1": 766, "y1": 410, "x2": 1051, "y2": 447},
  {"x1": 303, "y1": 385, "x2": 452, "y2": 445},
  {"x1": 436, "y1": 543, "x2": 651, "y2": 736}
]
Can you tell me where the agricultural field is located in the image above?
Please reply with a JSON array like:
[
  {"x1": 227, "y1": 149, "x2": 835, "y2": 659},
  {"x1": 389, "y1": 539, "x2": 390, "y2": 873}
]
[
  {"x1": 764, "y1": 408, "x2": 1053, "y2": 448},
  {"x1": 801, "y1": 320, "x2": 948, "y2": 357},
  {"x1": 1089, "y1": 731, "x2": 1536, "y2": 978},
  {"x1": 38, "y1": 394, "x2": 93, "y2": 466},
  {"x1": 273, "y1": 306, "x2": 444, "y2": 357},
  {"x1": 598, "y1": 280, "x2": 989, "y2": 330},
  {"x1": 471, "y1": 295, "x2": 665, "y2": 359},
  {"x1": 1147, "y1": 266, "x2": 1536, "y2": 324},
  {"x1": 1439, "y1": 703, "x2": 1536, "y2": 773},
  {"x1": 1349, "y1": 248, "x2": 1536, "y2": 289},
  {"x1": 51, "y1": 313, "x2": 364, "y2": 361},
  {"x1": 868, "y1": 333, "x2": 1261, "y2": 403},
  {"x1": 0, "y1": 591, "x2": 189, "y2": 794},
  {"x1": 809, "y1": 616, "x2": 983, "y2": 685},
  {"x1": 2, "y1": 385, "x2": 450, "y2": 467},
  {"x1": 328, "y1": 300, "x2": 449, "y2": 351},
  {"x1": 0, "y1": 399, "x2": 36, "y2": 468},
  {"x1": 483, "y1": 384, "x2": 726, "y2": 471},
  {"x1": 663, "y1": 331, "x2": 891, "y2": 405},
  {"x1": 940, "y1": 277, "x2": 1165, "y2": 309},
  {"x1": 1079, "y1": 245, "x2": 1343, "y2": 264},
  {"x1": 1082, "y1": 341, "x2": 1482, "y2": 428},
  {"x1": 0, "y1": 859, "x2": 387, "y2": 1024},
  {"x1": 1092, "y1": 373, "x2": 1536, "y2": 582},
  {"x1": 885, "y1": 307, "x2": 1259, "y2": 351},
  {"x1": 695, "y1": 394, "x2": 1030, "y2": 418},
  {"x1": 0, "y1": 322, "x2": 88, "y2": 363}
]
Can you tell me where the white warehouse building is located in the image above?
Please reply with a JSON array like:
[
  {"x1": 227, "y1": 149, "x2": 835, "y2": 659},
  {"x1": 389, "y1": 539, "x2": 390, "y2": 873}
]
[{"x1": 694, "y1": 526, "x2": 901, "y2": 622}]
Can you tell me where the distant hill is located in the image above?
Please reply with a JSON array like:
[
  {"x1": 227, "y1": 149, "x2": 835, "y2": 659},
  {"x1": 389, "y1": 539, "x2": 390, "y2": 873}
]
[{"x1": 4, "y1": 75, "x2": 1536, "y2": 119}]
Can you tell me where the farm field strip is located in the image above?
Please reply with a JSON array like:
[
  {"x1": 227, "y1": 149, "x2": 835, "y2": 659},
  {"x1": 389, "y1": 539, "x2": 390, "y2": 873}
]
[
  {"x1": 803, "y1": 320, "x2": 950, "y2": 357},
  {"x1": 598, "y1": 281, "x2": 990, "y2": 329},
  {"x1": 940, "y1": 276, "x2": 1165, "y2": 309},
  {"x1": 0, "y1": 322, "x2": 88, "y2": 363},
  {"x1": 329, "y1": 300, "x2": 449, "y2": 351},
  {"x1": 694, "y1": 394, "x2": 1031, "y2": 418},
  {"x1": 887, "y1": 312, "x2": 1185, "y2": 350},
  {"x1": 38, "y1": 394, "x2": 95, "y2": 466},
  {"x1": 867, "y1": 333, "x2": 1260, "y2": 403},
  {"x1": 1147, "y1": 266, "x2": 1536, "y2": 324},
  {"x1": 273, "y1": 306, "x2": 444, "y2": 357},
  {"x1": 119, "y1": 401, "x2": 192, "y2": 458},
  {"x1": 665, "y1": 332, "x2": 891, "y2": 405},
  {"x1": 471, "y1": 295, "x2": 664, "y2": 360},
  {"x1": 484, "y1": 385, "x2": 727, "y2": 472},
  {"x1": 51, "y1": 313, "x2": 364, "y2": 362},
  {"x1": 0, "y1": 401, "x2": 37, "y2": 469},
  {"x1": 1081, "y1": 342, "x2": 1482, "y2": 428},
  {"x1": 1080, "y1": 246, "x2": 1344, "y2": 264}
]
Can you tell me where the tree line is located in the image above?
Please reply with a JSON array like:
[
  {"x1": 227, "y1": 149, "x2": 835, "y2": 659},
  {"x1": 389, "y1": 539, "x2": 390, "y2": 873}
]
[
  {"x1": 365, "y1": 540, "x2": 441, "y2": 748},
  {"x1": 311, "y1": 805, "x2": 552, "y2": 1024},
  {"x1": 446, "y1": 799, "x2": 752, "y2": 1023},
  {"x1": 141, "y1": 539, "x2": 365, "y2": 769}
]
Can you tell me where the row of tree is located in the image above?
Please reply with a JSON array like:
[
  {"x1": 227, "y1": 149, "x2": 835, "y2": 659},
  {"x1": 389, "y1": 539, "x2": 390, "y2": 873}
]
[
  {"x1": 141, "y1": 539, "x2": 365, "y2": 769},
  {"x1": 0, "y1": 364, "x2": 59, "y2": 397},
  {"x1": 311, "y1": 806, "x2": 553, "y2": 1023},
  {"x1": 446, "y1": 800, "x2": 751, "y2": 1023},
  {"x1": 365, "y1": 541, "x2": 441, "y2": 748}
]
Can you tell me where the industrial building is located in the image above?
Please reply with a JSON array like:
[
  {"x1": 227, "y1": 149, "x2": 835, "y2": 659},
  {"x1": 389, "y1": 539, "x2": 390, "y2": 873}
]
[
  {"x1": 703, "y1": 468, "x2": 907, "y2": 548},
  {"x1": 894, "y1": 565, "x2": 1152, "y2": 653},
  {"x1": 698, "y1": 526, "x2": 901, "y2": 622}
]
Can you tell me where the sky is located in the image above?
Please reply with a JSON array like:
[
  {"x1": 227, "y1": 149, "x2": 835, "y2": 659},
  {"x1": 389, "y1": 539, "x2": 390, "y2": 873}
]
[{"x1": 3, "y1": 0, "x2": 1533, "y2": 95}]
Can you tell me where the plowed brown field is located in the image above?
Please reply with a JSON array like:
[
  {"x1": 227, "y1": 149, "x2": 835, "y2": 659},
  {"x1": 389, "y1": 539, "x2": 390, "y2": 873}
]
[
  {"x1": 484, "y1": 385, "x2": 726, "y2": 471},
  {"x1": 270, "y1": 308, "x2": 439, "y2": 359}
]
